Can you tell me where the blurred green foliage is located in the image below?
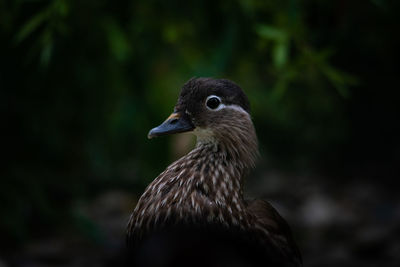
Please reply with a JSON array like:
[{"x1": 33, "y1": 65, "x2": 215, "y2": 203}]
[{"x1": 1, "y1": 0, "x2": 399, "y2": 246}]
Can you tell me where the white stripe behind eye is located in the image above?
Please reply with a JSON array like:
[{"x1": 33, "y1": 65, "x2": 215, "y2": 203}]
[
  {"x1": 223, "y1": 104, "x2": 249, "y2": 115},
  {"x1": 214, "y1": 103, "x2": 249, "y2": 117},
  {"x1": 205, "y1": 95, "x2": 249, "y2": 115}
]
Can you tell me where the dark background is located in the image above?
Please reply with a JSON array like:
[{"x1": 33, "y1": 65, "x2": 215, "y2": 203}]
[{"x1": 1, "y1": 0, "x2": 399, "y2": 266}]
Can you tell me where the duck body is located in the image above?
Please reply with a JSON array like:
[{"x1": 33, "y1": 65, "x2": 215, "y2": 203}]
[{"x1": 127, "y1": 78, "x2": 302, "y2": 267}]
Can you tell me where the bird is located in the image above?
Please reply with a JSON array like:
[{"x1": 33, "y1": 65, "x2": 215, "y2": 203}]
[{"x1": 126, "y1": 78, "x2": 302, "y2": 267}]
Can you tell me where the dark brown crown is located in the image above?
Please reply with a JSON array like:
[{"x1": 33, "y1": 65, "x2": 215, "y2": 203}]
[{"x1": 175, "y1": 77, "x2": 250, "y2": 114}]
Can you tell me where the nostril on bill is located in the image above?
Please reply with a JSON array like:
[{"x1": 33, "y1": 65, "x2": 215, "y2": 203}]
[{"x1": 170, "y1": 118, "x2": 178, "y2": 124}]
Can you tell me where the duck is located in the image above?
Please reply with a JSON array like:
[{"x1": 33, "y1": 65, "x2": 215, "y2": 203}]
[{"x1": 127, "y1": 77, "x2": 302, "y2": 267}]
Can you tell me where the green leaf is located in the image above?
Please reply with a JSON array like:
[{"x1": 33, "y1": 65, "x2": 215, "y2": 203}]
[
  {"x1": 273, "y1": 39, "x2": 289, "y2": 68},
  {"x1": 40, "y1": 41, "x2": 53, "y2": 67},
  {"x1": 15, "y1": 10, "x2": 49, "y2": 43},
  {"x1": 256, "y1": 24, "x2": 287, "y2": 41},
  {"x1": 53, "y1": 0, "x2": 69, "y2": 17},
  {"x1": 321, "y1": 65, "x2": 358, "y2": 98},
  {"x1": 104, "y1": 19, "x2": 131, "y2": 62}
]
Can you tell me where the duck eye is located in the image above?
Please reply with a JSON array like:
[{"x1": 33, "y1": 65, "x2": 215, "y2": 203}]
[{"x1": 206, "y1": 95, "x2": 221, "y2": 110}]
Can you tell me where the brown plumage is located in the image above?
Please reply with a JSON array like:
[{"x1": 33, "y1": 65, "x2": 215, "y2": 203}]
[{"x1": 127, "y1": 78, "x2": 302, "y2": 267}]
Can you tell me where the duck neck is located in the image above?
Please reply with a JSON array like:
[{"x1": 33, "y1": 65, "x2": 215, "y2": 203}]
[
  {"x1": 189, "y1": 122, "x2": 258, "y2": 197},
  {"x1": 194, "y1": 115, "x2": 258, "y2": 176}
]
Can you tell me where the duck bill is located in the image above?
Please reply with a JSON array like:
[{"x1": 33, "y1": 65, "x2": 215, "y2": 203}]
[{"x1": 147, "y1": 112, "x2": 194, "y2": 139}]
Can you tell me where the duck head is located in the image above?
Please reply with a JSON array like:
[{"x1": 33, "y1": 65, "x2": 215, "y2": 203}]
[{"x1": 148, "y1": 78, "x2": 251, "y2": 139}]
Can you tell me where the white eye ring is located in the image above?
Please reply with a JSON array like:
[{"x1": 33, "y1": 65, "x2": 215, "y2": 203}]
[{"x1": 205, "y1": 95, "x2": 224, "y2": 111}]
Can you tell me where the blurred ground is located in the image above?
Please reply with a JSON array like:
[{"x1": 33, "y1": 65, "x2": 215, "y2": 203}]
[{"x1": 2, "y1": 165, "x2": 400, "y2": 266}]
